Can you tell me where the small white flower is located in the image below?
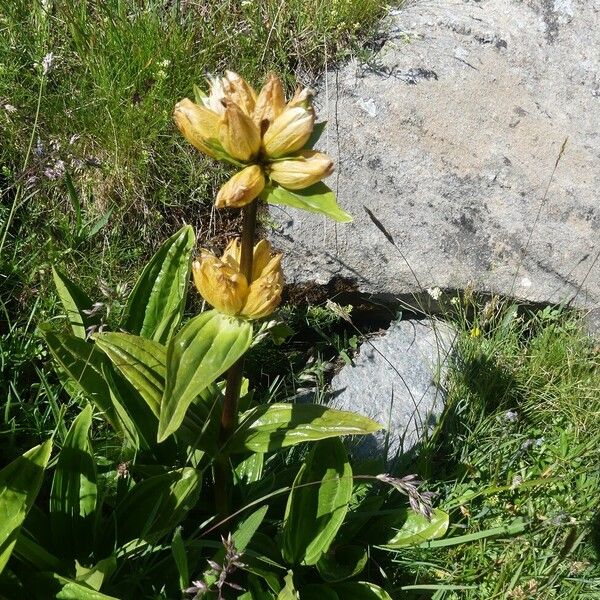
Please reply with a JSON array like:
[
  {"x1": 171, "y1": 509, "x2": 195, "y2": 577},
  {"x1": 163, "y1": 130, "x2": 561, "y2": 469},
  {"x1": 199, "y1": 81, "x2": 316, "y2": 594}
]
[
  {"x1": 42, "y1": 52, "x2": 54, "y2": 75},
  {"x1": 426, "y1": 287, "x2": 442, "y2": 300},
  {"x1": 159, "y1": 59, "x2": 171, "y2": 68},
  {"x1": 4, "y1": 104, "x2": 17, "y2": 113},
  {"x1": 450, "y1": 296, "x2": 460, "y2": 306}
]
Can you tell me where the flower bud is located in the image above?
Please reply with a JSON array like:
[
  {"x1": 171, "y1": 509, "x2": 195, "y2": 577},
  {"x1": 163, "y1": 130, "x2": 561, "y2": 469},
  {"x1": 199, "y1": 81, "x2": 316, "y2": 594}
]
[
  {"x1": 173, "y1": 99, "x2": 222, "y2": 158},
  {"x1": 253, "y1": 73, "x2": 286, "y2": 129},
  {"x1": 192, "y1": 252, "x2": 248, "y2": 316},
  {"x1": 262, "y1": 105, "x2": 315, "y2": 158},
  {"x1": 222, "y1": 71, "x2": 257, "y2": 117},
  {"x1": 219, "y1": 100, "x2": 261, "y2": 162},
  {"x1": 216, "y1": 165, "x2": 266, "y2": 208},
  {"x1": 268, "y1": 150, "x2": 333, "y2": 190}
]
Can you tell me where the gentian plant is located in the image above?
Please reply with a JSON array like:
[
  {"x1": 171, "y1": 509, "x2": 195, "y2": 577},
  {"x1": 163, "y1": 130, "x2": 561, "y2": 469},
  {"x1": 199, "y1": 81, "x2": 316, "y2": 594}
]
[{"x1": 0, "y1": 72, "x2": 448, "y2": 599}]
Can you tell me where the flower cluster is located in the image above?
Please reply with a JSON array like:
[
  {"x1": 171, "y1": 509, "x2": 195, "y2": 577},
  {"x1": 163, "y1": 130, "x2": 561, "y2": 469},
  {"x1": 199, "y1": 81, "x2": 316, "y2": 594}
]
[
  {"x1": 173, "y1": 71, "x2": 333, "y2": 209},
  {"x1": 192, "y1": 239, "x2": 283, "y2": 320}
]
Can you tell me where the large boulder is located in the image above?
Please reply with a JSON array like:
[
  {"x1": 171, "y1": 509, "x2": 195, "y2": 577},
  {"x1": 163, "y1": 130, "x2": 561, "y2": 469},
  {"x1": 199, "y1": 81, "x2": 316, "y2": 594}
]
[
  {"x1": 270, "y1": 0, "x2": 599, "y2": 326},
  {"x1": 330, "y1": 318, "x2": 457, "y2": 463}
]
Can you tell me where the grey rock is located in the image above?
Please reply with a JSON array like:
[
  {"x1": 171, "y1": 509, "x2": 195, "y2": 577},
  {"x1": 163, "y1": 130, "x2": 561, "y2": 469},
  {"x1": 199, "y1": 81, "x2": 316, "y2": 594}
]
[
  {"x1": 269, "y1": 0, "x2": 600, "y2": 326},
  {"x1": 330, "y1": 319, "x2": 457, "y2": 462}
]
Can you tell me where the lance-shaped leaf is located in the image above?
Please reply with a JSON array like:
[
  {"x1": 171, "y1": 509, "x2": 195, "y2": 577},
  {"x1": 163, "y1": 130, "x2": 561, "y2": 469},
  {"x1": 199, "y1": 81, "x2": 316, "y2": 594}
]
[
  {"x1": 282, "y1": 438, "x2": 352, "y2": 566},
  {"x1": 52, "y1": 267, "x2": 96, "y2": 339},
  {"x1": 30, "y1": 572, "x2": 120, "y2": 599},
  {"x1": 94, "y1": 333, "x2": 166, "y2": 418},
  {"x1": 110, "y1": 468, "x2": 201, "y2": 546},
  {"x1": 0, "y1": 439, "x2": 53, "y2": 574},
  {"x1": 40, "y1": 328, "x2": 121, "y2": 433},
  {"x1": 226, "y1": 403, "x2": 381, "y2": 454},
  {"x1": 123, "y1": 224, "x2": 195, "y2": 344},
  {"x1": 158, "y1": 310, "x2": 252, "y2": 442},
  {"x1": 261, "y1": 183, "x2": 352, "y2": 223},
  {"x1": 50, "y1": 405, "x2": 97, "y2": 560},
  {"x1": 379, "y1": 508, "x2": 449, "y2": 548}
]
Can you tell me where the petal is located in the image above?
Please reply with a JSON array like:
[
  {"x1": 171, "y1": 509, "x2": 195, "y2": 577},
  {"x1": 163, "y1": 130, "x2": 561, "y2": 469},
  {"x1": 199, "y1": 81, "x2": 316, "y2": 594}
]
[
  {"x1": 215, "y1": 165, "x2": 265, "y2": 209},
  {"x1": 251, "y1": 239, "x2": 275, "y2": 282},
  {"x1": 241, "y1": 268, "x2": 284, "y2": 320},
  {"x1": 173, "y1": 98, "x2": 222, "y2": 158},
  {"x1": 219, "y1": 101, "x2": 262, "y2": 162},
  {"x1": 268, "y1": 150, "x2": 334, "y2": 190},
  {"x1": 253, "y1": 73, "x2": 286, "y2": 129},
  {"x1": 263, "y1": 106, "x2": 315, "y2": 158},
  {"x1": 223, "y1": 71, "x2": 257, "y2": 117},
  {"x1": 192, "y1": 254, "x2": 248, "y2": 315}
]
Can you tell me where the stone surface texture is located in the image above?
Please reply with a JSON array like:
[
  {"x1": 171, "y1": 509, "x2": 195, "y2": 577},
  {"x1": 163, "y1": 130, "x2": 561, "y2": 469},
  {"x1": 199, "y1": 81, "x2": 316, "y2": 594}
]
[
  {"x1": 330, "y1": 319, "x2": 456, "y2": 461},
  {"x1": 269, "y1": 0, "x2": 599, "y2": 324}
]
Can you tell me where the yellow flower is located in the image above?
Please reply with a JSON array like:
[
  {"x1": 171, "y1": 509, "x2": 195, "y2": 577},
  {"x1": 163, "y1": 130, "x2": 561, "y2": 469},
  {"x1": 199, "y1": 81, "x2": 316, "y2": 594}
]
[
  {"x1": 268, "y1": 150, "x2": 333, "y2": 190},
  {"x1": 174, "y1": 71, "x2": 332, "y2": 205},
  {"x1": 193, "y1": 239, "x2": 283, "y2": 320},
  {"x1": 216, "y1": 165, "x2": 266, "y2": 208},
  {"x1": 173, "y1": 98, "x2": 222, "y2": 159}
]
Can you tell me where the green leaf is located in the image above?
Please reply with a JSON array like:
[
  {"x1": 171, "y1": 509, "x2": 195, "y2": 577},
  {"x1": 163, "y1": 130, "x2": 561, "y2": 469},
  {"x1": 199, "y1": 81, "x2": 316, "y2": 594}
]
[
  {"x1": 380, "y1": 508, "x2": 449, "y2": 548},
  {"x1": 317, "y1": 545, "x2": 368, "y2": 582},
  {"x1": 171, "y1": 527, "x2": 188, "y2": 591},
  {"x1": 50, "y1": 405, "x2": 97, "y2": 560},
  {"x1": 277, "y1": 571, "x2": 299, "y2": 600},
  {"x1": 0, "y1": 440, "x2": 53, "y2": 574},
  {"x1": 333, "y1": 582, "x2": 392, "y2": 599},
  {"x1": 159, "y1": 310, "x2": 252, "y2": 442},
  {"x1": 235, "y1": 452, "x2": 264, "y2": 486},
  {"x1": 261, "y1": 183, "x2": 352, "y2": 223},
  {"x1": 111, "y1": 468, "x2": 201, "y2": 546},
  {"x1": 227, "y1": 403, "x2": 381, "y2": 454},
  {"x1": 32, "y1": 572, "x2": 120, "y2": 599},
  {"x1": 40, "y1": 328, "x2": 121, "y2": 432},
  {"x1": 123, "y1": 224, "x2": 195, "y2": 343},
  {"x1": 52, "y1": 267, "x2": 95, "y2": 339},
  {"x1": 75, "y1": 556, "x2": 116, "y2": 591},
  {"x1": 94, "y1": 333, "x2": 166, "y2": 418},
  {"x1": 233, "y1": 505, "x2": 268, "y2": 552},
  {"x1": 282, "y1": 439, "x2": 352, "y2": 565}
]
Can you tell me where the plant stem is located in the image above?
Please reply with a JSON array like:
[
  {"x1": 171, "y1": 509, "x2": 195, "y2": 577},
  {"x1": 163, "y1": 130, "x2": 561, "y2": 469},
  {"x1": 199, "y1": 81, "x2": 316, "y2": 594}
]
[{"x1": 214, "y1": 199, "x2": 258, "y2": 515}]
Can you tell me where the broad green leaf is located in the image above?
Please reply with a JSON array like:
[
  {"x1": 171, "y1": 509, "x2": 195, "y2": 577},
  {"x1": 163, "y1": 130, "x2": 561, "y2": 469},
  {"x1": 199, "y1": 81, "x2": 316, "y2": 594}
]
[
  {"x1": 0, "y1": 440, "x2": 52, "y2": 574},
  {"x1": 171, "y1": 527, "x2": 188, "y2": 591},
  {"x1": 235, "y1": 452, "x2": 264, "y2": 486},
  {"x1": 94, "y1": 333, "x2": 166, "y2": 417},
  {"x1": 75, "y1": 556, "x2": 116, "y2": 591},
  {"x1": 159, "y1": 310, "x2": 252, "y2": 442},
  {"x1": 277, "y1": 571, "x2": 299, "y2": 600},
  {"x1": 32, "y1": 573, "x2": 119, "y2": 599},
  {"x1": 111, "y1": 468, "x2": 201, "y2": 545},
  {"x1": 261, "y1": 183, "x2": 352, "y2": 223},
  {"x1": 333, "y1": 582, "x2": 392, "y2": 599},
  {"x1": 52, "y1": 267, "x2": 96, "y2": 339},
  {"x1": 227, "y1": 403, "x2": 381, "y2": 454},
  {"x1": 13, "y1": 533, "x2": 62, "y2": 572},
  {"x1": 40, "y1": 328, "x2": 120, "y2": 432},
  {"x1": 50, "y1": 405, "x2": 97, "y2": 560},
  {"x1": 103, "y1": 367, "x2": 142, "y2": 450},
  {"x1": 317, "y1": 545, "x2": 368, "y2": 582},
  {"x1": 123, "y1": 224, "x2": 195, "y2": 343},
  {"x1": 282, "y1": 439, "x2": 352, "y2": 566},
  {"x1": 380, "y1": 508, "x2": 449, "y2": 548},
  {"x1": 233, "y1": 505, "x2": 268, "y2": 552}
]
